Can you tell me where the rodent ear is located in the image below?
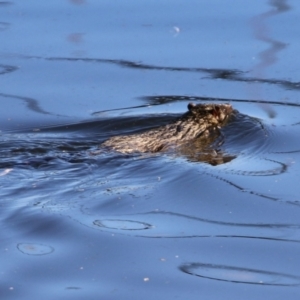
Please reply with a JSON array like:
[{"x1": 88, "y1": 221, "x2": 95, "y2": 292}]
[
  {"x1": 188, "y1": 102, "x2": 196, "y2": 111},
  {"x1": 212, "y1": 106, "x2": 221, "y2": 118}
]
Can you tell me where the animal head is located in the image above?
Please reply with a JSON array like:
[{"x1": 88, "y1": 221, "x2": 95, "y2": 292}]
[{"x1": 187, "y1": 102, "x2": 233, "y2": 124}]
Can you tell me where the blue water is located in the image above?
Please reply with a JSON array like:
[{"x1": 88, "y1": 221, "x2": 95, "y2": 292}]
[{"x1": 1, "y1": 1, "x2": 300, "y2": 299}]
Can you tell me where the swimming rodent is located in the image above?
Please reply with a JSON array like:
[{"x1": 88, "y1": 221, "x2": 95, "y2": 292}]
[{"x1": 101, "y1": 103, "x2": 235, "y2": 164}]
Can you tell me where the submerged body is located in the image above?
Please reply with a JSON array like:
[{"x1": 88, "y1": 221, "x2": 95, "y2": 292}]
[{"x1": 101, "y1": 103, "x2": 235, "y2": 160}]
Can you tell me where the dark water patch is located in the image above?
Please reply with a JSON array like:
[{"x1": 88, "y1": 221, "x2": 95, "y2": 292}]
[
  {"x1": 208, "y1": 72, "x2": 300, "y2": 90},
  {"x1": 0, "y1": 65, "x2": 18, "y2": 75},
  {"x1": 0, "y1": 1, "x2": 13, "y2": 6},
  {"x1": 11, "y1": 114, "x2": 179, "y2": 137},
  {"x1": 0, "y1": 93, "x2": 52, "y2": 115},
  {"x1": 17, "y1": 243, "x2": 54, "y2": 256},
  {"x1": 0, "y1": 137, "x2": 100, "y2": 169},
  {"x1": 180, "y1": 263, "x2": 300, "y2": 286},
  {"x1": 0, "y1": 21, "x2": 10, "y2": 31},
  {"x1": 272, "y1": 149, "x2": 300, "y2": 154},
  {"x1": 23, "y1": 54, "x2": 245, "y2": 76}
]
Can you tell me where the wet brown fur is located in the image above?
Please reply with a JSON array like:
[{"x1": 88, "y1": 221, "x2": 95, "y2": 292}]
[{"x1": 101, "y1": 103, "x2": 234, "y2": 155}]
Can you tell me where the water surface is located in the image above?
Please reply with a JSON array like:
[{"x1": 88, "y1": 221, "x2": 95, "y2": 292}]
[{"x1": 1, "y1": 1, "x2": 300, "y2": 299}]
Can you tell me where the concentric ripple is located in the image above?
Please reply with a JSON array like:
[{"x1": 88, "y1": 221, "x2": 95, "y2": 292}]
[
  {"x1": 93, "y1": 219, "x2": 152, "y2": 230},
  {"x1": 17, "y1": 243, "x2": 54, "y2": 256}
]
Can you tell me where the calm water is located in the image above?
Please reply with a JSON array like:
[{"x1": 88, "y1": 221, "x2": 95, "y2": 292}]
[{"x1": 1, "y1": 1, "x2": 300, "y2": 299}]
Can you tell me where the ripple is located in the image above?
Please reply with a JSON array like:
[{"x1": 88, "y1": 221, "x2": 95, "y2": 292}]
[
  {"x1": 64, "y1": 211, "x2": 300, "y2": 240},
  {"x1": 17, "y1": 243, "x2": 54, "y2": 255},
  {"x1": 93, "y1": 219, "x2": 152, "y2": 230},
  {"x1": 215, "y1": 157, "x2": 288, "y2": 176},
  {"x1": 180, "y1": 263, "x2": 300, "y2": 286}
]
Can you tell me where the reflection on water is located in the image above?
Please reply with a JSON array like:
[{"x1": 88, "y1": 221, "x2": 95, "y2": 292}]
[
  {"x1": 250, "y1": 0, "x2": 291, "y2": 117},
  {"x1": 251, "y1": 0, "x2": 290, "y2": 72},
  {"x1": 18, "y1": 54, "x2": 300, "y2": 91},
  {"x1": 0, "y1": 92, "x2": 53, "y2": 115}
]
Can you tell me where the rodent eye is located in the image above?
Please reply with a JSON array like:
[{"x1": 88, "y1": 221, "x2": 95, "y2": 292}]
[{"x1": 188, "y1": 102, "x2": 196, "y2": 111}]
